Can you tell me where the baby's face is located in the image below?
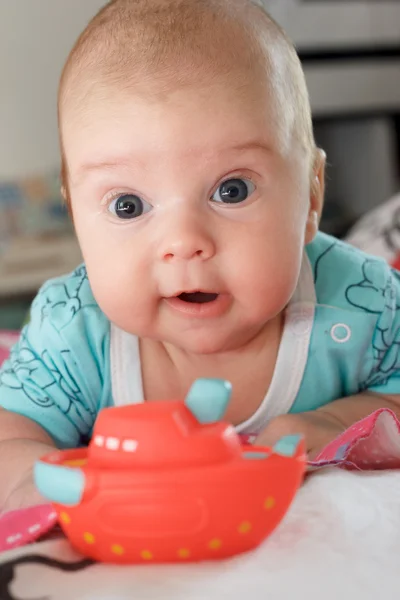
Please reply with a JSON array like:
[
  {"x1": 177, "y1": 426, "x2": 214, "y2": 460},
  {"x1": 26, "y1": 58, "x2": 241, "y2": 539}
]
[{"x1": 63, "y1": 80, "x2": 318, "y2": 354}]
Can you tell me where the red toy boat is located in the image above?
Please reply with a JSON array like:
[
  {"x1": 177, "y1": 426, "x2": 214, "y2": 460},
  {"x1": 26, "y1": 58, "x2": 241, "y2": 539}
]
[{"x1": 34, "y1": 379, "x2": 305, "y2": 564}]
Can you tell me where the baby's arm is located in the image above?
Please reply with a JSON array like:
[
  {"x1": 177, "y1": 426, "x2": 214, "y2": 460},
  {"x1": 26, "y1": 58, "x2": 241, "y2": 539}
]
[
  {"x1": 317, "y1": 392, "x2": 400, "y2": 431},
  {"x1": 256, "y1": 392, "x2": 400, "y2": 459},
  {"x1": 0, "y1": 269, "x2": 108, "y2": 511},
  {"x1": 0, "y1": 409, "x2": 56, "y2": 510}
]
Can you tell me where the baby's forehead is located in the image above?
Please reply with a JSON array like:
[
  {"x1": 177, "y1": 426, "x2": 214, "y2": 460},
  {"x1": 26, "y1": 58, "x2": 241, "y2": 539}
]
[
  {"x1": 62, "y1": 79, "x2": 287, "y2": 176},
  {"x1": 61, "y1": 53, "x2": 290, "y2": 150}
]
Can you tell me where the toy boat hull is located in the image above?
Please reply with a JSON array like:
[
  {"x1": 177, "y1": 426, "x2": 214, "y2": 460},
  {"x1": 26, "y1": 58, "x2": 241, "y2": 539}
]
[
  {"x1": 35, "y1": 382, "x2": 306, "y2": 564},
  {"x1": 47, "y1": 446, "x2": 304, "y2": 564}
]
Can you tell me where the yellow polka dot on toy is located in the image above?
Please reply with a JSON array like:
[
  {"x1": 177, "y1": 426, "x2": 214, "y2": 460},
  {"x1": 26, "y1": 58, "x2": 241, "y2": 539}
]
[
  {"x1": 238, "y1": 521, "x2": 252, "y2": 534},
  {"x1": 60, "y1": 512, "x2": 71, "y2": 524},
  {"x1": 83, "y1": 532, "x2": 95, "y2": 544},
  {"x1": 264, "y1": 496, "x2": 276, "y2": 510},
  {"x1": 208, "y1": 538, "x2": 222, "y2": 550}
]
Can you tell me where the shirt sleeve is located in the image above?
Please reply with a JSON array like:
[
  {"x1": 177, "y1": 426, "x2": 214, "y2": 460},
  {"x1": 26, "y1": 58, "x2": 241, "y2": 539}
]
[
  {"x1": 357, "y1": 264, "x2": 400, "y2": 395},
  {"x1": 0, "y1": 266, "x2": 110, "y2": 448}
]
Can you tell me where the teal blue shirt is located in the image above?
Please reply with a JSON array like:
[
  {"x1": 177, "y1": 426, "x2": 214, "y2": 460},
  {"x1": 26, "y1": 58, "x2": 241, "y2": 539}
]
[{"x1": 1, "y1": 233, "x2": 400, "y2": 448}]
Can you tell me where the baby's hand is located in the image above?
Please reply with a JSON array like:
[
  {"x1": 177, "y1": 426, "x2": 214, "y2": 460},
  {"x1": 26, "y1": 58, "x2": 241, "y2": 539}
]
[
  {"x1": 0, "y1": 410, "x2": 56, "y2": 512},
  {"x1": 3, "y1": 470, "x2": 47, "y2": 513},
  {"x1": 255, "y1": 410, "x2": 346, "y2": 460}
]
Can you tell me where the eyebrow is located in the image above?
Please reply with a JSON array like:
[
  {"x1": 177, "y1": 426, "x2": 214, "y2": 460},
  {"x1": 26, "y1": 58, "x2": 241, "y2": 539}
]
[
  {"x1": 72, "y1": 140, "x2": 273, "y2": 185},
  {"x1": 229, "y1": 141, "x2": 273, "y2": 155},
  {"x1": 71, "y1": 158, "x2": 140, "y2": 186}
]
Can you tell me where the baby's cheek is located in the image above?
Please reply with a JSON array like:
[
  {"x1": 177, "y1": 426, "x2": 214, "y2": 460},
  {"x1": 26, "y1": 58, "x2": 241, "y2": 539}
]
[
  {"x1": 233, "y1": 235, "x2": 301, "y2": 307},
  {"x1": 88, "y1": 264, "x2": 155, "y2": 334}
]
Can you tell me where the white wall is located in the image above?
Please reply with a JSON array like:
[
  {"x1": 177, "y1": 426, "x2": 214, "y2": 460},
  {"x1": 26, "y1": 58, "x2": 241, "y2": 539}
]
[{"x1": 0, "y1": 0, "x2": 105, "y2": 179}]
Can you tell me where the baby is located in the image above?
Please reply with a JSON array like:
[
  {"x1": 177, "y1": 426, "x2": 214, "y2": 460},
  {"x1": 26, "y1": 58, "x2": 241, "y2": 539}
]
[{"x1": 1, "y1": 0, "x2": 400, "y2": 511}]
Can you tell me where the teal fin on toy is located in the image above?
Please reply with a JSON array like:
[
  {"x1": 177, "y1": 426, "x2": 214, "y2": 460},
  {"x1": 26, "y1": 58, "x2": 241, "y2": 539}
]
[
  {"x1": 34, "y1": 462, "x2": 85, "y2": 507},
  {"x1": 185, "y1": 378, "x2": 232, "y2": 423},
  {"x1": 273, "y1": 435, "x2": 302, "y2": 457}
]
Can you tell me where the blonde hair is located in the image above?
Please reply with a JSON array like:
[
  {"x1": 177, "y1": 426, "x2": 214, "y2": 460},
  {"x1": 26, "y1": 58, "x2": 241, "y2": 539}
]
[{"x1": 59, "y1": 0, "x2": 316, "y2": 207}]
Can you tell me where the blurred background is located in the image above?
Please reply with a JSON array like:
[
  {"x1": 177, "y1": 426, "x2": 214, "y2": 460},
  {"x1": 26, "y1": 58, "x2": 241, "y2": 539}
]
[{"x1": 0, "y1": 0, "x2": 400, "y2": 329}]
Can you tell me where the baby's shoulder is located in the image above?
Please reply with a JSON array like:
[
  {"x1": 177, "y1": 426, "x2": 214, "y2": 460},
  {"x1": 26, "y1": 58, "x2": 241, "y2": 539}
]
[
  {"x1": 0, "y1": 265, "x2": 111, "y2": 447},
  {"x1": 31, "y1": 264, "x2": 109, "y2": 337},
  {"x1": 306, "y1": 232, "x2": 399, "y2": 313}
]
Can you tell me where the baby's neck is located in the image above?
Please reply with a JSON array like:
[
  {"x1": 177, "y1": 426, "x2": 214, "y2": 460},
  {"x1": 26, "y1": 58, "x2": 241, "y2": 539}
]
[{"x1": 140, "y1": 313, "x2": 284, "y2": 426}]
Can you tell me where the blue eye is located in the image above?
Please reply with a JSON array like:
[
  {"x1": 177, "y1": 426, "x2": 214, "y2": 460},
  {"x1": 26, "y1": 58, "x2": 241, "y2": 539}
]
[
  {"x1": 212, "y1": 178, "x2": 255, "y2": 204},
  {"x1": 108, "y1": 194, "x2": 152, "y2": 220}
]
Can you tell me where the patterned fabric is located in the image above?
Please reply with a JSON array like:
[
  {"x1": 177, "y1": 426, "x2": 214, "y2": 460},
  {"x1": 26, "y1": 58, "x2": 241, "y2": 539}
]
[
  {"x1": 0, "y1": 267, "x2": 111, "y2": 448},
  {"x1": 0, "y1": 505, "x2": 58, "y2": 553},
  {"x1": 292, "y1": 234, "x2": 400, "y2": 412},
  {"x1": 310, "y1": 408, "x2": 400, "y2": 469}
]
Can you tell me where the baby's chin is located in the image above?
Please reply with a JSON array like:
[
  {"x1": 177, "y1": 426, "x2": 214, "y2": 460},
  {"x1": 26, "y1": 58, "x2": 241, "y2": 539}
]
[
  {"x1": 167, "y1": 335, "x2": 233, "y2": 356},
  {"x1": 156, "y1": 325, "x2": 265, "y2": 356}
]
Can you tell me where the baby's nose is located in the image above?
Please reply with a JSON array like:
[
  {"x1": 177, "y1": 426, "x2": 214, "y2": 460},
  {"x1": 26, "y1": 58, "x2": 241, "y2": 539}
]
[
  {"x1": 161, "y1": 234, "x2": 215, "y2": 262},
  {"x1": 158, "y1": 212, "x2": 216, "y2": 262}
]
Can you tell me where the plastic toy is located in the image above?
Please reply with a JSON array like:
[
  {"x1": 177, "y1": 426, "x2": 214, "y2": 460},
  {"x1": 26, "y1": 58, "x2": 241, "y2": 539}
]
[{"x1": 34, "y1": 378, "x2": 305, "y2": 564}]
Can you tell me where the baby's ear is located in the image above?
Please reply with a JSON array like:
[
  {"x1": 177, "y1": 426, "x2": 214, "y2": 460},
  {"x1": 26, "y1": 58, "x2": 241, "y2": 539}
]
[{"x1": 305, "y1": 148, "x2": 326, "y2": 244}]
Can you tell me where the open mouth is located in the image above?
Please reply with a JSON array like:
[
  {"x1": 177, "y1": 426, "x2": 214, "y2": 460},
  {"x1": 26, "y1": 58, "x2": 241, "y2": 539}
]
[
  {"x1": 165, "y1": 290, "x2": 229, "y2": 318},
  {"x1": 178, "y1": 292, "x2": 219, "y2": 304}
]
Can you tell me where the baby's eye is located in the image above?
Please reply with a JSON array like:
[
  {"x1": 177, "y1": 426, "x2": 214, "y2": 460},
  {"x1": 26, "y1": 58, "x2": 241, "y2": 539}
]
[
  {"x1": 108, "y1": 194, "x2": 152, "y2": 220},
  {"x1": 211, "y1": 178, "x2": 255, "y2": 204}
]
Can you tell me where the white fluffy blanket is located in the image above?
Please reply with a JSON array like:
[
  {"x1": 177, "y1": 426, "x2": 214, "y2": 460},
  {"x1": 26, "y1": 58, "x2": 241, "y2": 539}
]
[{"x1": 1, "y1": 468, "x2": 399, "y2": 599}]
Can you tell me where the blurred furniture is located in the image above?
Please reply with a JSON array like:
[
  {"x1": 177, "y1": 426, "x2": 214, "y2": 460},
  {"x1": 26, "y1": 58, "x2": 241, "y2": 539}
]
[
  {"x1": 0, "y1": 235, "x2": 81, "y2": 299},
  {"x1": 265, "y1": 0, "x2": 400, "y2": 236},
  {"x1": 0, "y1": 172, "x2": 81, "y2": 326}
]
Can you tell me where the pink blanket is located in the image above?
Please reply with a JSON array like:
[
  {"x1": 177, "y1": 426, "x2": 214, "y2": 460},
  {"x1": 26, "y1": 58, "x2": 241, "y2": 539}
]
[{"x1": 0, "y1": 331, "x2": 18, "y2": 365}]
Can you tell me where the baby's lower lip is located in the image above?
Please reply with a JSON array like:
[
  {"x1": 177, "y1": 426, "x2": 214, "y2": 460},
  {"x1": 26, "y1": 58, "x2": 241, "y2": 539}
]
[{"x1": 164, "y1": 293, "x2": 231, "y2": 318}]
